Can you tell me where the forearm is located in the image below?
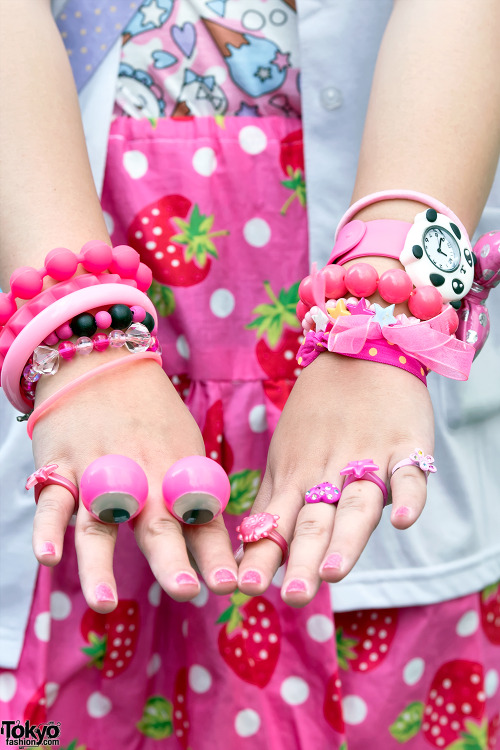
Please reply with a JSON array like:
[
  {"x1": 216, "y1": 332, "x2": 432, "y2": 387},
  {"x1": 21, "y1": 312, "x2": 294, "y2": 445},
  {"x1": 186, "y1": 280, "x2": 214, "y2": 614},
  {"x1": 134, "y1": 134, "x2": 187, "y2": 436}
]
[
  {"x1": 351, "y1": 0, "x2": 500, "y2": 234},
  {"x1": 0, "y1": 0, "x2": 109, "y2": 289}
]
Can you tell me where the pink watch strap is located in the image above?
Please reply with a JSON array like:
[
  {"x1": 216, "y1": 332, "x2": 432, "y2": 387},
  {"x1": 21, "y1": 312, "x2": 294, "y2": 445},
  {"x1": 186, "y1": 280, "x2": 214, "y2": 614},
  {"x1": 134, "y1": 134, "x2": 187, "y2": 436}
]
[{"x1": 328, "y1": 219, "x2": 412, "y2": 265}]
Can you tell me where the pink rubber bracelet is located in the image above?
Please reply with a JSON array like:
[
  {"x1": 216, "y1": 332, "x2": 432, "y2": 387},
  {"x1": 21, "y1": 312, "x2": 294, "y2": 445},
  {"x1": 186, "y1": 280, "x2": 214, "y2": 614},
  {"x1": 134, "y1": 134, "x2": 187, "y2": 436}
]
[
  {"x1": 27, "y1": 351, "x2": 162, "y2": 439},
  {"x1": 328, "y1": 220, "x2": 412, "y2": 265},
  {"x1": 2, "y1": 284, "x2": 157, "y2": 412}
]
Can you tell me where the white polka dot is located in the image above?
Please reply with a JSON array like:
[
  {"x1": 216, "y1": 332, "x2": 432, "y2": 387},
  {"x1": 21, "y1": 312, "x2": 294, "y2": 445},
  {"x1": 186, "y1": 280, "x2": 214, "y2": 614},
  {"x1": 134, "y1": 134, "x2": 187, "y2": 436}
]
[
  {"x1": 189, "y1": 665, "x2": 212, "y2": 693},
  {"x1": 403, "y1": 658, "x2": 425, "y2": 686},
  {"x1": 235, "y1": 708, "x2": 261, "y2": 737},
  {"x1": 123, "y1": 150, "x2": 148, "y2": 179},
  {"x1": 176, "y1": 335, "x2": 190, "y2": 359},
  {"x1": 456, "y1": 610, "x2": 479, "y2": 637},
  {"x1": 87, "y1": 691, "x2": 112, "y2": 718},
  {"x1": 103, "y1": 211, "x2": 114, "y2": 236},
  {"x1": 280, "y1": 676, "x2": 309, "y2": 705},
  {"x1": 243, "y1": 218, "x2": 271, "y2": 248},
  {"x1": 249, "y1": 404, "x2": 268, "y2": 433},
  {"x1": 34, "y1": 612, "x2": 51, "y2": 642},
  {"x1": 148, "y1": 582, "x2": 161, "y2": 607},
  {"x1": 0, "y1": 673, "x2": 17, "y2": 702},
  {"x1": 485, "y1": 669, "x2": 499, "y2": 698},
  {"x1": 342, "y1": 695, "x2": 368, "y2": 725},
  {"x1": 204, "y1": 65, "x2": 227, "y2": 85},
  {"x1": 190, "y1": 582, "x2": 209, "y2": 608},
  {"x1": 147, "y1": 653, "x2": 161, "y2": 677},
  {"x1": 152, "y1": 226, "x2": 162, "y2": 235},
  {"x1": 145, "y1": 240, "x2": 157, "y2": 250},
  {"x1": 239, "y1": 126, "x2": 267, "y2": 155},
  {"x1": 45, "y1": 682, "x2": 59, "y2": 708},
  {"x1": 50, "y1": 591, "x2": 71, "y2": 621},
  {"x1": 209, "y1": 288, "x2": 235, "y2": 318},
  {"x1": 192, "y1": 147, "x2": 217, "y2": 177},
  {"x1": 306, "y1": 615, "x2": 334, "y2": 643}
]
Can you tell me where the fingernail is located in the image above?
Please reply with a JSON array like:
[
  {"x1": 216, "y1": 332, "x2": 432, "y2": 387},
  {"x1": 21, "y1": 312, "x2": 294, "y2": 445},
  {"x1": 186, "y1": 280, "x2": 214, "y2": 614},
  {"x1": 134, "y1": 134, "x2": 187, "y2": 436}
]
[
  {"x1": 322, "y1": 553, "x2": 343, "y2": 571},
  {"x1": 95, "y1": 583, "x2": 116, "y2": 603},
  {"x1": 395, "y1": 506, "x2": 411, "y2": 518},
  {"x1": 176, "y1": 573, "x2": 198, "y2": 587},
  {"x1": 214, "y1": 568, "x2": 237, "y2": 584},
  {"x1": 39, "y1": 541, "x2": 55, "y2": 557},
  {"x1": 286, "y1": 579, "x2": 307, "y2": 594},
  {"x1": 241, "y1": 570, "x2": 261, "y2": 584}
]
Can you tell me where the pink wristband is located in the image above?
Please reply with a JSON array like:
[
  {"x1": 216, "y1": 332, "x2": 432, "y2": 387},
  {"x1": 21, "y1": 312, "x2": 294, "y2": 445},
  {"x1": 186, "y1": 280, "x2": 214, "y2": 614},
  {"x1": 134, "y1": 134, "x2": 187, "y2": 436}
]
[
  {"x1": 2, "y1": 284, "x2": 157, "y2": 412},
  {"x1": 328, "y1": 220, "x2": 412, "y2": 265},
  {"x1": 27, "y1": 351, "x2": 162, "y2": 439}
]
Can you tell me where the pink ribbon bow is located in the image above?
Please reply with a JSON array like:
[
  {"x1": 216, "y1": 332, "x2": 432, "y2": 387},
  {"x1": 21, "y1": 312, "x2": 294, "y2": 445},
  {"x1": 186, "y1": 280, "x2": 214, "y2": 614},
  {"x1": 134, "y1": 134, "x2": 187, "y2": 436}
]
[{"x1": 25, "y1": 463, "x2": 59, "y2": 490}]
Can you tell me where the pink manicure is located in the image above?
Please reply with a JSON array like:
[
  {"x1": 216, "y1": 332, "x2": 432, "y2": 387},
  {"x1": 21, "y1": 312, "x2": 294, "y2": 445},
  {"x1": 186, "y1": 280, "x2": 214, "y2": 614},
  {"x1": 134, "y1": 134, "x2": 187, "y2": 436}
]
[
  {"x1": 95, "y1": 583, "x2": 116, "y2": 603},
  {"x1": 39, "y1": 541, "x2": 55, "y2": 557},
  {"x1": 286, "y1": 579, "x2": 307, "y2": 593},
  {"x1": 322, "y1": 553, "x2": 343, "y2": 571},
  {"x1": 241, "y1": 570, "x2": 262, "y2": 584},
  {"x1": 214, "y1": 569, "x2": 237, "y2": 584},
  {"x1": 176, "y1": 573, "x2": 198, "y2": 587},
  {"x1": 395, "y1": 506, "x2": 411, "y2": 518}
]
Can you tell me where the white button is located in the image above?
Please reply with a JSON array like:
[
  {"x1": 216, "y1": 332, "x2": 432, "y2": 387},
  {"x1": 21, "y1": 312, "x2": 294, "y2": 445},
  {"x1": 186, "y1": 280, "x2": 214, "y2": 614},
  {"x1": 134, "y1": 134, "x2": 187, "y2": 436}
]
[{"x1": 320, "y1": 86, "x2": 342, "y2": 111}]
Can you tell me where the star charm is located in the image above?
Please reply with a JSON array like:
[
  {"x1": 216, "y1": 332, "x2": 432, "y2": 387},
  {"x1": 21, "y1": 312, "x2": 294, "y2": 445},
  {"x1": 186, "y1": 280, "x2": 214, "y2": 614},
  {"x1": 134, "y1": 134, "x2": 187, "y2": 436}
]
[
  {"x1": 340, "y1": 459, "x2": 379, "y2": 478},
  {"x1": 272, "y1": 50, "x2": 290, "y2": 72},
  {"x1": 372, "y1": 303, "x2": 397, "y2": 326},
  {"x1": 140, "y1": 0, "x2": 168, "y2": 28},
  {"x1": 255, "y1": 66, "x2": 272, "y2": 82},
  {"x1": 348, "y1": 298, "x2": 374, "y2": 316},
  {"x1": 327, "y1": 299, "x2": 351, "y2": 319}
]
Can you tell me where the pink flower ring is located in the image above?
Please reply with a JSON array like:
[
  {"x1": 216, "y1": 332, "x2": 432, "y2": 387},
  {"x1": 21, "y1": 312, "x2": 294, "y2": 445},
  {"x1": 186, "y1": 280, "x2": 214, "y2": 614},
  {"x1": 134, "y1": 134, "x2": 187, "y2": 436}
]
[
  {"x1": 236, "y1": 512, "x2": 289, "y2": 566},
  {"x1": 392, "y1": 450, "x2": 437, "y2": 478}
]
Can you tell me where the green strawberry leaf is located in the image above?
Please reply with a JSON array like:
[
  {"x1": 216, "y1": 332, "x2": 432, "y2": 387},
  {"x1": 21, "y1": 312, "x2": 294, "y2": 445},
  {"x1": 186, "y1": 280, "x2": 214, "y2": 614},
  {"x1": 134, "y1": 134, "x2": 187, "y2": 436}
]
[
  {"x1": 171, "y1": 205, "x2": 228, "y2": 268},
  {"x1": 247, "y1": 281, "x2": 301, "y2": 347},
  {"x1": 339, "y1": 744, "x2": 348, "y2": 750},
  {"x1": 148, "y1": 118, "x2": 158, "y2": 129},
  {"x1": 389, "y1": 701, "x2": 424, "y2": 743},
  {"x1": 481, "y1": 582, "x2": 499, "y2": 602},
  {"x1": 281, "y1": 167, "x2": 307, "y2": 214},
  {"x1": 226, "y1": 470, "x2": 261, "y2": 515},
  {"x1": 81, "y1": 632, "x2": 107, "y2": 669},
  {"x1": 148, "y1": 280, "x2": 175, "y2": 318},
  {"x1": 335, "y1": 627, "x2": 358, "y2": 671},
  {"x1": 447, "y1": 719, "x2": 488, "y2": 750},
  {"x1": 137, "y1": 695, "x2": 173, "y2": 739}
]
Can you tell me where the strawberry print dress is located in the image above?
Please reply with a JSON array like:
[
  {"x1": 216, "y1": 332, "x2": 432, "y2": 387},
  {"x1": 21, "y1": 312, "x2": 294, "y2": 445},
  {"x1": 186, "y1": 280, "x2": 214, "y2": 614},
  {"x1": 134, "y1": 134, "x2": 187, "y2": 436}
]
[{"x1": 1, "y1": 2, "x2": 499, "y2": 749}]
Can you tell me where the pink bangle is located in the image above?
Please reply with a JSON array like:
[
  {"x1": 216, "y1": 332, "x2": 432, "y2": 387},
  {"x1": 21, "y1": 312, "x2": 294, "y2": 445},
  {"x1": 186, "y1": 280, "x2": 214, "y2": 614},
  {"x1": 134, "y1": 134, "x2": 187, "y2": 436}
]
[
  {"x1": 329, "y1": 219, "x2": 412, "y2": 265},
  {"x1": 27, "y1": 351, "x2": 162, "y2": 439},
  {"x1": 2, "y1": 284, "x2": 157, "y2": 413}
]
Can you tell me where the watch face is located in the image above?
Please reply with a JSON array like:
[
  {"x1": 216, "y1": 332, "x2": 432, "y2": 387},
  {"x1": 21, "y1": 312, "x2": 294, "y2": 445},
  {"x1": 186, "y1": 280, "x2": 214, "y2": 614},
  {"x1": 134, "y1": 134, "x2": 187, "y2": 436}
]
[{"x1": 423, "y1": 226, "x2": 461, "y2": 272}]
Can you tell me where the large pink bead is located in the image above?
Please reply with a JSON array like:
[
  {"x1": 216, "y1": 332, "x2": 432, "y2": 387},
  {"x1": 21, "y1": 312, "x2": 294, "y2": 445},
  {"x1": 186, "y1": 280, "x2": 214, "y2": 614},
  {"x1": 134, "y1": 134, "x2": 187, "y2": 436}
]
[
  {"x1": 10, "y1": 267, "x2": 44, "y2": 299},
  {"x1": 408, "y1": 286, "x2": 443, "y2": 320},
  {"x1": 321, "y1": 265, "x2": 347, "y2": 298},
  {"x1": 95, "y1": 310, "x2": 112, "y2": 330},
  {"x1": 110, "y1": 245, "x2": 141, "y2": 278},
  {"x1": 0, "y1": 293, "x2": 17, "y2": 325},
  {"x1": 378, "y1": 268, "x2": 413, "y2": 303},
  {"x1": 131, "y1": 305, "x2": 146, "y2": 323},
  {"x1": 135, "y1": 262, "x2": 153, "y2": 292},
  {"x1": 58, "y1": 341, "x2": 76, "y2": 360},
  {"x1": 44, "y1": 247, "x2": 78, "y2": 281},
  {"x1": 80, "y1": 241, "x2": 113, "y2": 273},
  {"x1": 298, "y1": 276, "x2": 316, "y2": 306},
  {"x1": 296, "y1": 299, "x2": 309, "y2": 321},
  {"x1": 344, "y1": 263, "x2": 379, "y2": 297},
  {"x1": 92, "y1": 333, "x2": 109, "y2": 352}
]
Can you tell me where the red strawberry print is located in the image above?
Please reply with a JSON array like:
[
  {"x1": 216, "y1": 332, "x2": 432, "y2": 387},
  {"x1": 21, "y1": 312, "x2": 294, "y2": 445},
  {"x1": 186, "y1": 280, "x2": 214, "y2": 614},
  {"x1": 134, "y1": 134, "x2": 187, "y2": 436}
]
[
  {"x1": 263, "y1": 378, "x2": 295, "y2": 412},
  {"x1": 335, "y1": 608, "x2": 398, "y2": 672},
  {"x1": 323, "y1": 672, "x2": 345, "y2": 734},
  {"x1": 173, "y1": 668, "x2": 190, "y2": 750},
  {"x1": 24, "y1": 683, "x2": 47, "y2": 725},
  {"x1": 202, "y1": 400, "x2": 234, "y2": 473},
  {"x1": 480, "y1": 583, "x2": 500, "y2": 644},
  {"x1": 171, "y1": 373, "x2": 192, "y2": 402},
  {"x1": 81, "y1": 600, "x2": 139, "y2": 679},
  {"x1": 279, "y1": 129, "x2": 306, "y2": 215},
  {"x1": 489, "y1": 713, "x2": 500, "y2": 750},
  {"x1": 390, "y1": 660, "x2": 488, "y2": 748},
  {"x1": 247, "y1": 281, "x2": 303, "y2": 380},
  {"x1": 217, "y1": 591, "x2": 281, "y2": 688},
  {"x1": 128, "y1": 195, "x2": 228, "y2": 287}
]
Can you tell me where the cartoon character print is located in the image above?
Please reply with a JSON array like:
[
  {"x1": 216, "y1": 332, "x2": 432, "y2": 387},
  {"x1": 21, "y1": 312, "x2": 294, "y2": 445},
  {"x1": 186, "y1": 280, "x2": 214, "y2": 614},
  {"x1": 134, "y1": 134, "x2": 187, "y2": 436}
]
[
  {"x1": 173, "y1": 68, "x2": 228, "y2": 116},
  {"x1": 116, "y1": 63, "x2": 166, "y2": 119},
  {"x1": 123, "y1": 0, "x2": 175, "y2": 44}
]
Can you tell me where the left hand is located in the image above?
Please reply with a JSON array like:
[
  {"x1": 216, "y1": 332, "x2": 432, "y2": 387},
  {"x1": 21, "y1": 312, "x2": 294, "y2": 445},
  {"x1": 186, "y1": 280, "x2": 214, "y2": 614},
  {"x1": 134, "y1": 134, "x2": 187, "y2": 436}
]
[{"x1": 237, "y1": 351, "x2": 434, "y2": 605}]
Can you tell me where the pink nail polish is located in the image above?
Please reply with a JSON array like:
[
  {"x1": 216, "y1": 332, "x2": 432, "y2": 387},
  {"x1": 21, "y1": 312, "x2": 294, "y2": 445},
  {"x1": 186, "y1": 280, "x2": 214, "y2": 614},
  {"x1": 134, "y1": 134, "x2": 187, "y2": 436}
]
[
  {"x1": 322, "y1": 553, "x2": 343, "y2": 571},
  {"x1": 95, "y1": 583, "x2": 116, "y2": 603},
  {"x1": 241, "y1": 570, "x2": 261, "y2": 584},
  {"x1": 39, "y1": 541, "x2": 55, "y2": 557},
  {"x1": 395, "y1": 506, "x2": 411, "y2": 518},
  {"x1": 176, "y1": 573, "x2": 198, "y2": 587},
  {"x1": 214, "y1": 569, "x2": 237, "y2": 584},
  {"x1": 286, "y1": 579, "x2": 307, "y2": 593}
]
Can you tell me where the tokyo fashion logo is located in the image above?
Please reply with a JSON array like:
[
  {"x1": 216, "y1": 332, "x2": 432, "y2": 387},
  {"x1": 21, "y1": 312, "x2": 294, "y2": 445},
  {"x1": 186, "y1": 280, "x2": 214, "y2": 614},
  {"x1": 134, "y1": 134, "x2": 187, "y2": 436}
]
[{"x1": 0, "y1": 719, "x2": 61, "y2": 746}]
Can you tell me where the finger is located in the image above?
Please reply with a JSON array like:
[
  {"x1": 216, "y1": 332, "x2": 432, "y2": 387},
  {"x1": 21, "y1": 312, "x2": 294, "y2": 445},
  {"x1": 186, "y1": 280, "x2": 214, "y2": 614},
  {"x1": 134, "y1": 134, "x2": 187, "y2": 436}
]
[
  {"x1": 32, "y1": 477, "x2": 77, "y2": 565},
  {"x1": 134, "y1": 493, "x2": 201, "y2": 603},
  {"x1": 389, "y1": 457, "x2": 429, "y2": 529},
  {"x1": 320, "y1": 479, "x2": 385, "y2": 583},
  {"x1": 75, "y1": 505, "x2": 119, "y2": 613},
  {"x1": 183, "y1": 515, "x2": 238, "y2": 594},
  {"x1": 281, "y1": 502, "x2": 335, "y2": 607}
]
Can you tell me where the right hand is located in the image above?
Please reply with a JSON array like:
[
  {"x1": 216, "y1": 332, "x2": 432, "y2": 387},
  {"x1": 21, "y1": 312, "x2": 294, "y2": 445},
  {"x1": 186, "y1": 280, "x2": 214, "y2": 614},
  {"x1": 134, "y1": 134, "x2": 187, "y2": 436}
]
[{"x1": 30, "y1": 350, "x2": 238, "y2": 613}]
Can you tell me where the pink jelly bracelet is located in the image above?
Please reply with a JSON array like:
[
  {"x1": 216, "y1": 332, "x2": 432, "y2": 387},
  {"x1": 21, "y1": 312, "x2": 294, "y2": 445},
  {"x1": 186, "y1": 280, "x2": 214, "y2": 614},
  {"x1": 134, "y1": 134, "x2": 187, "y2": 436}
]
[
  {"x1": 26, "y1": 351, "x2": 162, "y2": 439},
  {"x1": 2, "y1": 284, "x2": 157, "y2": 412},
  {"x1": 0, "y1": 242, "x2": 153, "y2": 326}
]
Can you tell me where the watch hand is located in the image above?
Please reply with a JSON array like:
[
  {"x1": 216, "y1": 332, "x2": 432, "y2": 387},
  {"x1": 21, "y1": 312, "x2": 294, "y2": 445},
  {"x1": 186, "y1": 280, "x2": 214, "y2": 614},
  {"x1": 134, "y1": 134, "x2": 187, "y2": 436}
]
[{"x1": 436, "y1": 237, "x2": 447, "y2": 255}]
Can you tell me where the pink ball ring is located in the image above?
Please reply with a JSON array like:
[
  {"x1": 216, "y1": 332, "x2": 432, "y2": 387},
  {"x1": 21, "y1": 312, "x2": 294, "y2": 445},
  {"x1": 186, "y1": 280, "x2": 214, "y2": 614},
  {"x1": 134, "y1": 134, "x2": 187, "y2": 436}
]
[
  {"x1": 340, "y1": 459, "x2": 388, "y2": 505},
  {"x1": 392, "y1": 450, "x2": 437, "y2": 478},
  {"x1": 305, "y1": 482, "x2": 340, "y2": 504},
  {"x1": 162, "y1": 455, "x2": 230, "y2": 525},
  {"x1": 236, "y1": 512, "x2": 289, "y2": 566},
  {"x1": 26, "y1": 463, "x2": 79, "y2": 514},
  {"x1": 80, "y1": 454, "x2": 148, "y2": 524}
]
